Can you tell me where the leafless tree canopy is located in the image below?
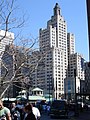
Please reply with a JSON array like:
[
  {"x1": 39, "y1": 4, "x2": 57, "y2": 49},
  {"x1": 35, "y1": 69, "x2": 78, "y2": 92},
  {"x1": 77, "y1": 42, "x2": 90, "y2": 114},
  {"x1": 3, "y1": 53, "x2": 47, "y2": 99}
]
[
  {"x1": 0, "y1": 0, "x2": 25, "y2": 41},
  {"x1": 0, "y1": 0, "x2": 51, "y2": 99},
  {"x1": 0, "y1": 0, "x2": 35, "y2": 98}
]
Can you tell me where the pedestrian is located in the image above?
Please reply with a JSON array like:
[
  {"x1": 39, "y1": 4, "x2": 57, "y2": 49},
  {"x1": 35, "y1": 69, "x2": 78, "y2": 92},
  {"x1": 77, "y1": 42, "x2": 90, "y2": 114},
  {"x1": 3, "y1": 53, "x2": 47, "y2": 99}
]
[
  {"x1": 16, "y1": 100, "x2": 24, "y2": 110},
  {"x1": 11, "y1": 102, "x2": 16, "y2": 120},
  {"x1": 11, "y1": 102, "x2": 16, "y2": 114},
  {"x1": 46, "y1": 104, "x2": 50, "y2": 115},
  {"x1": 16, "y1": 100, "x2": 24, "y2": 120},
  {"x1": 11, "y1": 107, "x2": 21, "y2": 120},
  {"x1": 24, "y1": 104, "x2": 36, "y2": 120},
  {"x1": 0, "y1": 99, "x2": 11, "y2": 120},
  {"x1": 27, "y1": 103, "x2": 41, "y2": 120}
]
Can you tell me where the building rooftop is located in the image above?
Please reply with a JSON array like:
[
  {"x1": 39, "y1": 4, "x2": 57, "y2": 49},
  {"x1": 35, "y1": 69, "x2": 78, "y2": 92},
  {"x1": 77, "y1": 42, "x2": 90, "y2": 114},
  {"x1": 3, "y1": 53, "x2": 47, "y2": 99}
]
[{"x1": 32, "y1": 87, "x2": 43, "y2": 92}]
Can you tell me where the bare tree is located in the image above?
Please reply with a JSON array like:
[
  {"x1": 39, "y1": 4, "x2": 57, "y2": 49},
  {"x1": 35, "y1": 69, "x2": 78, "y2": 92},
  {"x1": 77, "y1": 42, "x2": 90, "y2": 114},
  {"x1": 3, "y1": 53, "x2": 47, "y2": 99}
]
[
  {"x1": 0, "y1": 0, "x2": 52, "y2": 99},
  {"x1": 0, "y1": 0, "x2": 31, "y2": 98},
  {"x1": 0, "y1": 39, "x2": 38, "y2": 98},
  {"x1": 0, "y1": 38, "x2": 51, "y2": 99}
]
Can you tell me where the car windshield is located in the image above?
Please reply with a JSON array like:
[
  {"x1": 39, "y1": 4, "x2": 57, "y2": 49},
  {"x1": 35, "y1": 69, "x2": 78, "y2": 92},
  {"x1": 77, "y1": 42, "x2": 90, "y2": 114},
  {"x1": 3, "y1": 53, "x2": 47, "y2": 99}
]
[{"x1": 51, "y1": 100, "x2": 66, "y2": 110}]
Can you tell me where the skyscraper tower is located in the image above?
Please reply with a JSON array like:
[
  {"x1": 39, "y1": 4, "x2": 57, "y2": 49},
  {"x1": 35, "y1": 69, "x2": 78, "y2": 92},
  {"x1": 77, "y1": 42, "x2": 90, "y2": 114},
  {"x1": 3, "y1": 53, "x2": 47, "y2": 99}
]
[{"x1": 39, "y1": 3, "x2": 68, "y2": 99}]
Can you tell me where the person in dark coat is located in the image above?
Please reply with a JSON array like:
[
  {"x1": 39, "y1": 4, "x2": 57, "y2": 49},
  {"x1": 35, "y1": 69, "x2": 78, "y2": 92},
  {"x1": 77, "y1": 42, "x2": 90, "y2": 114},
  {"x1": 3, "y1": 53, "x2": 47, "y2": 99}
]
[{"x1": 24, "y1": 104, "x2": 36, "y2": 120}]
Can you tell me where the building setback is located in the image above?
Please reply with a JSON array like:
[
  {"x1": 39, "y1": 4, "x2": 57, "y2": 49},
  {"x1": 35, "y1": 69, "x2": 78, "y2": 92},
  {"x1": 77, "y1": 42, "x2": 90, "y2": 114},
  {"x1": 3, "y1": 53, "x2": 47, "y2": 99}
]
[
  {"x1": 37, "y1": 3, "x2": 85, "y2": 99},
  {"x1": 65, "y1": 53, "x2": 85, "y2": 100},
  {"x1": 38, "y1": 3, "x2": 68, "y2": 99}
]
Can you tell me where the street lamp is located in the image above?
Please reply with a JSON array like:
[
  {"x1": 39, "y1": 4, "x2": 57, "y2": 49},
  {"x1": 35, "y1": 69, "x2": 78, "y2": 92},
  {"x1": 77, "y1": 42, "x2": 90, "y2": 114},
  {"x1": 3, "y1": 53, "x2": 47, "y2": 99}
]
[
  {"x1": 74, "y1": 69, "x2": 77, "y2": 102},
  {"x1": 56, "y1": 79, "x2": 57, "y2": 100},
  {"x1": 49, "y1": 79, "x2": 50, "y2": 102},
  {"x1": 74, "y1": 69, "x2": 78, "y2": 116}
]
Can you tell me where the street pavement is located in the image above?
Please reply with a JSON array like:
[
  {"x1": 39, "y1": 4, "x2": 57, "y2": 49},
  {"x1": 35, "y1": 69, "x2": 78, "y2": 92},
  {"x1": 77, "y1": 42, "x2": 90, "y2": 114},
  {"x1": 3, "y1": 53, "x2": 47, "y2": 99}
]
[
  {"x1": 40, "y1": 109, "x2": 90, "y2": 120},
  {"x1": 74, "y1": 110, "x2": 90, "y2": 120}
]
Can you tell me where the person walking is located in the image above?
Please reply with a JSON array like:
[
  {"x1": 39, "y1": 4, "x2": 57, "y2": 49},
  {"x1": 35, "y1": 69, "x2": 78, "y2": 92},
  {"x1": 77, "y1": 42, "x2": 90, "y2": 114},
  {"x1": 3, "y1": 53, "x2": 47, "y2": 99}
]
[
  {"x1": 0, "y1": 99, "x2": 11, "y2": 120},
  {"x1": 26, "y1": 103, "x2": 41, "y2": 120},
  {"x1": 10, "y1": 102, "x2": 16, "y2": 115},
  {"x1": 32, "y1": 106, "x2": 41, "y2": 120},
  {"x1": 24, "y1": 104, "x2": 36, "y2": 120}
]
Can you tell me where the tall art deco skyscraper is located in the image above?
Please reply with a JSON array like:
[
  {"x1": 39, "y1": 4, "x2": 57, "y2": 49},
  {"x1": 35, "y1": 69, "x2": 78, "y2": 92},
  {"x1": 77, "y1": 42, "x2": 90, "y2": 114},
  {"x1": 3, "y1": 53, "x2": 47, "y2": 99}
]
[{"x1": 39, "y1": 3, "x2": 68, "y2": 99}]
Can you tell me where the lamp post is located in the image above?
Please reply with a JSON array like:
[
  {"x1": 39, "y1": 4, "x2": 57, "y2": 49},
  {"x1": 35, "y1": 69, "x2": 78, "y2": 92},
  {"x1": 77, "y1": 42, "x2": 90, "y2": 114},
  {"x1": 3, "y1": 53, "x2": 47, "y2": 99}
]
[
  {"x1": 74, "y1": 69, "x2": 78, "y2": 116},
  {"x1": 74, "y1": 69, "x2": 77, "y2": 102},
  {"x1": 49, "y1": 77, "x2": 50, "y2": 102}
]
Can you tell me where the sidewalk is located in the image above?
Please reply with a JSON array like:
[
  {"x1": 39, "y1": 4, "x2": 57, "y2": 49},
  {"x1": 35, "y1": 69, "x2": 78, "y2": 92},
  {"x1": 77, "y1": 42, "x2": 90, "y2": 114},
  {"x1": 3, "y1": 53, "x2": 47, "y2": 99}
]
[{"x1": 72, "y1": 110, "x2": 90, "y2": 120}]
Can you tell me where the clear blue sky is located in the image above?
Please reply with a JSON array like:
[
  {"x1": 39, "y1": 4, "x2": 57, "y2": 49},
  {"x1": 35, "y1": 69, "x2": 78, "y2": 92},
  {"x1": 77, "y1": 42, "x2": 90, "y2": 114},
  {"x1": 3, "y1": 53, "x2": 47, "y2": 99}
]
[{"x1": 14, "y1": 0, "x2": 88, "y2": 61}]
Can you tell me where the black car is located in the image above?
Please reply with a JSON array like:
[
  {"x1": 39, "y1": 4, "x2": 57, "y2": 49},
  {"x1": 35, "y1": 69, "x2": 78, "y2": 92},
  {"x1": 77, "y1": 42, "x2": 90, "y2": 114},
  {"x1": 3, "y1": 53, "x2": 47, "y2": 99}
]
[{"x1": 50, "y1": 100, "x2": 68, "y2": 118}]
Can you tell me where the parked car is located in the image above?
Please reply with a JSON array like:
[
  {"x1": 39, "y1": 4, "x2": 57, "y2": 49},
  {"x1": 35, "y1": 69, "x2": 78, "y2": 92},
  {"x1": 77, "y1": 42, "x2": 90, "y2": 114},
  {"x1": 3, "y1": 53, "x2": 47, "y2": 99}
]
[{"x1": 49, "y1": 100, "x2": 68, "y2": 118}]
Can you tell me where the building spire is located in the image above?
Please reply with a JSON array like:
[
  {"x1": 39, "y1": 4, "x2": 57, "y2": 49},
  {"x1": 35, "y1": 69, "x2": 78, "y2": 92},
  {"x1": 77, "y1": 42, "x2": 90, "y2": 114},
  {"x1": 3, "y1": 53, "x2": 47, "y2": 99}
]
[{"x1": 54, "y1": 3, "x2": 61, "y2": 16}]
